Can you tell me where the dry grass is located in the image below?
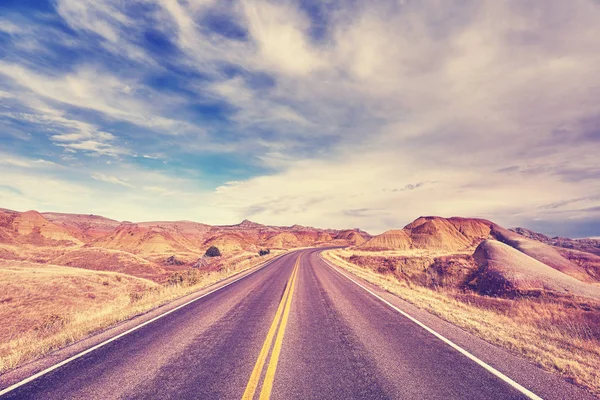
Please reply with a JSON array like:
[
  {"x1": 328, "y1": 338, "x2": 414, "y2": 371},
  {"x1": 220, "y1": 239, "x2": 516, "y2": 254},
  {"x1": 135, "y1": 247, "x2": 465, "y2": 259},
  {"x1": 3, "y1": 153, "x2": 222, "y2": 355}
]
[
  {"x1": 342, "y1": 248, "x2": 472, "y2": 258},
  {"x1": 323, "y1": 249, "x2": 600, "y2": 395},
  {"x1": 0, "y1": 250, "x2": 284, "y2": 374}
]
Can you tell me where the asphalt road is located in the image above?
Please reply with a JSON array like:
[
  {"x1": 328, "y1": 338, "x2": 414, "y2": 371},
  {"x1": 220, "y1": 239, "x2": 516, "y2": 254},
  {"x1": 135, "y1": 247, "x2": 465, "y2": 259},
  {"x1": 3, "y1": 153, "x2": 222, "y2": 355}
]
[{"x1": 0, "y1": 248, "x2": 595, "y2": 399}]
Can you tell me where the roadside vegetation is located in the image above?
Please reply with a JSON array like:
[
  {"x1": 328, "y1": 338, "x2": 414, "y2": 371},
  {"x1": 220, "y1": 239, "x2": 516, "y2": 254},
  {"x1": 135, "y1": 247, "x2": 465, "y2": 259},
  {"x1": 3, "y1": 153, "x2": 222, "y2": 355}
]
[
  {"x1": 204, "y1": 245, "x2": 222, "y2": 257},
  {"x1": 322, "y1": 249, "x2": 600, "y2": 396},
  {"x1": 0, "y1": 249, "x2": 284, "y2": 374}
]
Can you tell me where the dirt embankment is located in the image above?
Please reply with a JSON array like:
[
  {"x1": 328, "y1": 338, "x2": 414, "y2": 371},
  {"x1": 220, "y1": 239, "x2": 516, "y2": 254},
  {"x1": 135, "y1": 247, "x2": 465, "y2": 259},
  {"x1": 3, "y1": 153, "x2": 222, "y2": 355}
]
[{"x1": 344, "y1": 252, "x2": 477, "y2": 289}]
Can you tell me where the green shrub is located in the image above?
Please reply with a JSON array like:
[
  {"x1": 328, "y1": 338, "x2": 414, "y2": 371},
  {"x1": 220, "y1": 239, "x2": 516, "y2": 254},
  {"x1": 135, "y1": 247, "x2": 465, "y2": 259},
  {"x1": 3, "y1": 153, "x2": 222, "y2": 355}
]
[
  {"x1": 204, "y1": 246, "x2": 221, "y2": 257},
  {"x1": 258, "y1": 249, "x2": 271, "y2": 256}
]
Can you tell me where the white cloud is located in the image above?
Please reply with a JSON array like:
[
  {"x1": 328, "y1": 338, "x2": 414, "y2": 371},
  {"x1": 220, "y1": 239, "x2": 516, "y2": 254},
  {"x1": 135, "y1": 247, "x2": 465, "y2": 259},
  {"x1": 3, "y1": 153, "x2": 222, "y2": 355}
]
[
  {"x1": 33, "y1": 159, "x2": 59, "y2": 166},
  {"x1": 211, "y1": 76, "x2": 310, "y2": 127},
  {"x1": 0, "y1": 157, "x2": 32, "y2": 168},
  {"x1": 0, "y1": 20, "x2": 27, "y2": 35},
  {"x1": 211, "y1": 147, "x2": 600, "y2": 233},
  {"x1": 91, "y1": 173, "x2": 134, "y2": 188},
  {"x1": 0, "y1": 62, "x2": 188, "y2": 132},
  {"x1": 60, "y1": 141, "x2": 128, "y2": 156},
  {"x1": 243, "y1": 1, "x2": 328, "y2": 76},
  {"x1": 4, "y1": 104, "x2": 128, "y2": 157},
  {"x1": 0, "y1": 154, "x2": 61, "y2": 169}
]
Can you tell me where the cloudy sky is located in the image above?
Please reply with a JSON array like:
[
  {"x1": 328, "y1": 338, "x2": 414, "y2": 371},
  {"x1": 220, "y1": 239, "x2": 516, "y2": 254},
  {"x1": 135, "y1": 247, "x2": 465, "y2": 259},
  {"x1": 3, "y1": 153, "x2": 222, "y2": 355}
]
[{"x1": 1, "y1": 0, "x2": 599, "y2": 236}]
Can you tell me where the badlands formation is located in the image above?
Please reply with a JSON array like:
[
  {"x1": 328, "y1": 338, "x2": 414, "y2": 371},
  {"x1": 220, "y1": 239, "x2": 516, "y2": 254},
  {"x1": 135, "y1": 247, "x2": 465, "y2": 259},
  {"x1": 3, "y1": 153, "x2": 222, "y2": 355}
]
[
  {"x1": 0, "y1": 208, "x2": 369, "y2": 282},
  {"x1": 355, "y1": 216, "x2": 600, "y2": 300},
  {"x1": 1, "y1": 208, "x2": 598, "y2": 299}
]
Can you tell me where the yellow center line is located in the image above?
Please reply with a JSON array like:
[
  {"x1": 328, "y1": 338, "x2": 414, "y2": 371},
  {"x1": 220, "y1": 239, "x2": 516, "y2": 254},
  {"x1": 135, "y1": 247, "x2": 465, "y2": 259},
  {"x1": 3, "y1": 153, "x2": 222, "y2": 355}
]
[
  {"x1": 259, "y1": 256, "x2": 300, "y2": 400},
  {"x1": 241, "y1": 256, "x2": 300, "y2": 400}
]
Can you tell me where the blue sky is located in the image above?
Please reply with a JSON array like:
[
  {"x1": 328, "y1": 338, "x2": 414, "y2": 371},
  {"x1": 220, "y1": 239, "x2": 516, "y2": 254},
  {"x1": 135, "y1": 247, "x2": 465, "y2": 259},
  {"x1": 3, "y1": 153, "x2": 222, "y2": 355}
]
[{"x1": 0, "y1": 0, "x2": 599, "y2": 236}]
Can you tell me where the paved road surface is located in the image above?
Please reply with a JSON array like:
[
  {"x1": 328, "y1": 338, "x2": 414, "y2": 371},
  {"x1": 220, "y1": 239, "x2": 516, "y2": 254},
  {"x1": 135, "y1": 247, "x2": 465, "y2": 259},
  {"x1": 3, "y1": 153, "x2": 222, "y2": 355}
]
[{"x1": 0, "y1": 249, "x2": 595, "y2": 399}]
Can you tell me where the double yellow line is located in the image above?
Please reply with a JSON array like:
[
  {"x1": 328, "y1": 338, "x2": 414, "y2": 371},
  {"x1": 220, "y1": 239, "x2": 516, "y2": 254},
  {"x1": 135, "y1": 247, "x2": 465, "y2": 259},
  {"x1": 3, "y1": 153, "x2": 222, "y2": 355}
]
[{"x1": 241, "y1": 256, "x2": 301, "y2": 400}]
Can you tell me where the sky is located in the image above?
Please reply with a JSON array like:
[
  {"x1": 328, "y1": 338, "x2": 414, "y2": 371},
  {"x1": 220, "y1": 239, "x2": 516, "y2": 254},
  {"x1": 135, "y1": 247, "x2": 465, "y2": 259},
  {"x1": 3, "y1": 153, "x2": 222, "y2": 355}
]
[{"x1": 0, "y1": 0, "x2": 599, "y2": 237}]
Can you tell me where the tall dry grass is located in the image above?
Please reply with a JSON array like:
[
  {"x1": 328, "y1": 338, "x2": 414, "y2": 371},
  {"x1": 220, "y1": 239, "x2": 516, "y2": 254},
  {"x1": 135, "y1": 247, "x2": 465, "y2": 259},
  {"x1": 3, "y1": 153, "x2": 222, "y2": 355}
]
[
  {"x1": 0, "y1": 250, "x2": 284, "y2": 374},
  {"x1": 323, "y1": 249, "x2": 600, "y2": 395}
]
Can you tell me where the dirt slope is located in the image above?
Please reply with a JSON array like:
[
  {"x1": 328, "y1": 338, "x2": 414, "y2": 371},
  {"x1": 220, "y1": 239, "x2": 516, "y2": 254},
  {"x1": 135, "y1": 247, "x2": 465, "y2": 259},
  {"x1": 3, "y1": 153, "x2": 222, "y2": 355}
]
[
  {"x1": 473, "y1": 240, "x2": 600, "y2": 299},
  {"x1": 512, "y1": 227, "x2": 600, "y2": 256},
  {"x1": 41, "y1": 213, "x2": 121, "y2": 242},
  {"x1": 336, "y1": 230, "x2": 366, "y2": 245},
  {"x1": 362, "y1": 216, "x2": 492, "y2": 252},
  {"x1": 361, "y1": 229, "x2": 412, "y2": 250},
  {"x1": 7, "y1": 211, "x2": 82, "y2": 245},
  {"x1": 51, "y1": 248, "x2": 167, "y2": 281},
  {"x1": 490, "y1": 226, "x2": 594, "y2": 282},
  {"x1": 91, "y1": 223, "x2": 199, "y2": 254},
  {"x1": 265, "y1": 232, "x2": 301, "y2": 249},
  {"x1": 0, "y1": 260, "x2": 158, "y2": 343},
  {"x1": 203, "y1": 233, "x2": 253, "y2": 253}
]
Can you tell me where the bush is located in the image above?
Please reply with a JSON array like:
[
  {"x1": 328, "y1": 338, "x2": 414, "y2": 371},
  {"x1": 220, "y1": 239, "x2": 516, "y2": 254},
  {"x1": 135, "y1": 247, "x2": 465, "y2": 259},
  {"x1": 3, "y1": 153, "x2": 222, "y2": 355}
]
[
  {"x1": 167, "y1": 270, "x2": 202, "y2": 287},
  {"x1": 204, "y1": 246, "x2": 221, "y2": 257},
  {"x1": 259, "y1": 249, "x2": 271, "y2": 256},
  {"x1": 165, "y1": 255, "x2": 184, "y2": 266}
]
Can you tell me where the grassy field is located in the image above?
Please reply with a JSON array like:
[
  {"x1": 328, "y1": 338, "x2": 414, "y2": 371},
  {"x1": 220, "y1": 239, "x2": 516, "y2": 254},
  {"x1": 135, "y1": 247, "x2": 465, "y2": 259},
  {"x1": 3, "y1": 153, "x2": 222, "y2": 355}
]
[
  {"x1": 0, "y1": 250, "x2": 284, "y2": 374},
  {"x1": 322, "y1": 249, "x2": 600, "y2": 395}
]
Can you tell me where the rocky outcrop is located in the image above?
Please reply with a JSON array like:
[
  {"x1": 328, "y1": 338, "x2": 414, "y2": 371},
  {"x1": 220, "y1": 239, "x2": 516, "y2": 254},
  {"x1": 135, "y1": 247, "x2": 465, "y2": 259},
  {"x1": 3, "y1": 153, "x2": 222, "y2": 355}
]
[{"x1": 361, "y1": 216, "x2": 492, "y2": 252}]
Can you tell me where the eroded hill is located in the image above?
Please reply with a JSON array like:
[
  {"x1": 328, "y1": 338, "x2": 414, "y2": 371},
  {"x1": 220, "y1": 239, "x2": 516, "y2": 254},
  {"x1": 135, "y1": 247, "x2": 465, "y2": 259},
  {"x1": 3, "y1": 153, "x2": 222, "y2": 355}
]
[
  {"x1": 347, "y1": 216, "x2": 600, "y2": 300},
  {"x1": 0, "y1": 208, "x2": 370, "y2": 281}
]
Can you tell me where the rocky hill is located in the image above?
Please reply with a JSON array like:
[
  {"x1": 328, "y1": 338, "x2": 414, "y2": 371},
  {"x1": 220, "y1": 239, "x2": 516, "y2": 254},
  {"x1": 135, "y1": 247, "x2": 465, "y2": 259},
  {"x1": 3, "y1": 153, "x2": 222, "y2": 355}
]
[
  {"x1": 361, "y1": 216, "x2": 493, "y2": 252},
  {"x1": 354, "y1": 216, "x2": 600, "y2": 300},
  {"x1": 0, "y1": 209, "x2": 370, "y2": 281},
  {"x1": 511, "y1": 227, "x2": 600, "y2": 256}
]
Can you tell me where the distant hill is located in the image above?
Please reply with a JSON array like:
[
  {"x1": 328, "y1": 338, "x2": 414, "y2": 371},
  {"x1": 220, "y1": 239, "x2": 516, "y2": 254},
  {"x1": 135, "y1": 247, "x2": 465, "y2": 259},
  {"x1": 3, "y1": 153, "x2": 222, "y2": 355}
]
[
  {"x1": 511, "y1": 227, "x2": 600, "y2": 256},
  {"x1": 0, "y1": 208, "x2": 368, "y2": 255}
]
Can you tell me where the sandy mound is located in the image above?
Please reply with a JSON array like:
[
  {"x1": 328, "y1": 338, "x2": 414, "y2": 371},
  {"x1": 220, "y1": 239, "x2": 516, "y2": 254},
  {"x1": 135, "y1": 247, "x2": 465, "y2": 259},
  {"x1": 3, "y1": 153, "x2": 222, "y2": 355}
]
[
  {"x1": 51, "y1": 247, "x2": 167, "y2": 281},
  {"x1": 448, "y1": 217, "x2": 493, "y2": 241},
  {"x1": 210, "y1": 220, "x2": 278, "y2": 245},
  {"x1": 203, "y1": 233, "x2": 252, "y2": 253},
  {"x1": 361, "y1": 229, "x2": 411, "y2": 250},
  {"x1": 473, "y1": 240, "x2": 600, "y2": 299},
  {"x1": 11, "y1": 211, "x2": 82, "y2": 245},
  {"x1": 406, "y1": 217, "x2": 491, "y2": 252},
  {"x1": 317, "y1": 232, "x2": 333, "y2": 242},
  {"x1": 336, "y1": 230, "x2": 366, "y2": 245},
  {"x1": 137, "y1": 221, "x2": 211, "y2": 248},
  {"x1": 292, "y1": 231, "x2": 321, "y2": 246},
  {"x1": 361, "y1": 216, "x2": 492, "y2": 252},
  {"x1": 512, "y1": 227, "x2": 600, "y2": 256},
  {"x1": 92, "y1": 223, "x2": 198, "y2": 254},
  {"x1": 42, "y1": 212, "x2": 121, "y2": 242},
  {"x1": 490, "y1": 226, "x2": 592, "y2": 282},
  {"x1": 0, "y1": 210, "x2": 18, "y2": 244},
  {"x1": 265, "y1": 232, "x2": 301, "y2": 249},
  {"x1": 555, "y1": 248, "x2": 600, "y2": 282}
]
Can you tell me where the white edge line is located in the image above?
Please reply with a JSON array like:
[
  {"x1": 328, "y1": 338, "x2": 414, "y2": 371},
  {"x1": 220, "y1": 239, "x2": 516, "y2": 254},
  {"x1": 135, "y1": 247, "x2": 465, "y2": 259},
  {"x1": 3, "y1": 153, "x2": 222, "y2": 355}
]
[
  {"x1": 0, "y1": 252, "x2": 291, "y2": 396},
  {"x1": 318, "y1": 253, "x2": 543, "y2": 400}
]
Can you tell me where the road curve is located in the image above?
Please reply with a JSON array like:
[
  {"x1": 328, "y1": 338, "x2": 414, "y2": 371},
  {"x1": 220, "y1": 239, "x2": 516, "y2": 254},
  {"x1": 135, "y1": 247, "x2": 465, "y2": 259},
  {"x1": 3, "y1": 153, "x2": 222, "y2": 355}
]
[{"x1": 0, "y1": 248, "x2": 595, "y2": 399}]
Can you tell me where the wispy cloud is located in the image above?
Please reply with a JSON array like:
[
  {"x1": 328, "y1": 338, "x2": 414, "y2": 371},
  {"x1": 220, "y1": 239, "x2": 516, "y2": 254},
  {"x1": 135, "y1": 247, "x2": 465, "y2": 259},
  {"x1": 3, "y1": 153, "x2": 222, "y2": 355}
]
[
  {"x1": 0, "y1": 154, "x2": 60, "y2": 168},
  {"x1": 91, "y1": 173, "x2": 134, "y2": 188}
]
